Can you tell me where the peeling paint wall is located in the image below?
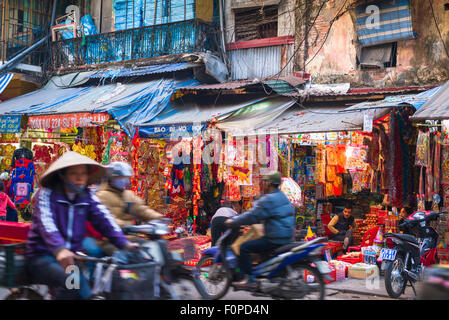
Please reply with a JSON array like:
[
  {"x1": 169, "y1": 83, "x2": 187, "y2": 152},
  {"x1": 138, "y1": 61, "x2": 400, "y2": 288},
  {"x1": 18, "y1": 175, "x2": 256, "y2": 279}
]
[{"x1": 299, "y1": 0, "x2": 449, "y2": 87}]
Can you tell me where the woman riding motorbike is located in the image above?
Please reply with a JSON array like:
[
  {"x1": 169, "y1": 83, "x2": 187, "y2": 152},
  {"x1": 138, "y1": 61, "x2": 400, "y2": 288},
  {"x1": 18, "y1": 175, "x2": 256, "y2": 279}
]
[
  {"x1": 83, "y1": 162, "x2": 163, "y2": 257},
  {"x1": 25, "y1": 151, "x2": 138, "y2": 300}
]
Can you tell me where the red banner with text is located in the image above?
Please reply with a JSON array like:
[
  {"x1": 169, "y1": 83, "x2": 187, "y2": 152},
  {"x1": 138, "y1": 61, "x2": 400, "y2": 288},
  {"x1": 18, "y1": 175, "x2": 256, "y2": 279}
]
[{"x1": 28, "y1": 112, "x2": 109, "y2": 129}]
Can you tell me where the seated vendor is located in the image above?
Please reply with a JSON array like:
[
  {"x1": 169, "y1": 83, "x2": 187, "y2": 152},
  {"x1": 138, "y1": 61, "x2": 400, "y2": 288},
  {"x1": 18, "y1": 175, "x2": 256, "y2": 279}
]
[{"x1": 327, "y1": 203, "x2": 356, "y2": 250}]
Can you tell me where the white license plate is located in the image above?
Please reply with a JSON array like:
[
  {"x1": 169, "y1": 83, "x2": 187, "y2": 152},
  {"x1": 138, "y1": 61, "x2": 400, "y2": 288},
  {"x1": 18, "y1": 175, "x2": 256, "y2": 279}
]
[
  {"x1": 380, "y1": 249, "x2": 397, "y2": 261},
  {"x1": 315, "y1": 261, "x2": 331, "y2": 274}
]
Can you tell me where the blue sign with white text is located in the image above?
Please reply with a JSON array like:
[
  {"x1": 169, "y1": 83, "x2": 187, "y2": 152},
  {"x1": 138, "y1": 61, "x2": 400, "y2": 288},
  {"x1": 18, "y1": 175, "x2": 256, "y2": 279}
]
[{"x1": 0, "y1": 115, "x2": 21, "y2": 133}]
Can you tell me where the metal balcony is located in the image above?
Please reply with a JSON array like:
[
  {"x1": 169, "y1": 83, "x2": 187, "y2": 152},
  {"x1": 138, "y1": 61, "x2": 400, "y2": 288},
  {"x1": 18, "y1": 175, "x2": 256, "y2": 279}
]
[{"x1": 51, "y1": 19, "x2": 220, "y2": 71}]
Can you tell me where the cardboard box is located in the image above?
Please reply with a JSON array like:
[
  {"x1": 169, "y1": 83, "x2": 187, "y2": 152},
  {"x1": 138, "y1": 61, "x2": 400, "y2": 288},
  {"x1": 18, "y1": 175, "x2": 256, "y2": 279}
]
[{"x1": 348, "y1": 263, "x2": 379, "y2": 279}]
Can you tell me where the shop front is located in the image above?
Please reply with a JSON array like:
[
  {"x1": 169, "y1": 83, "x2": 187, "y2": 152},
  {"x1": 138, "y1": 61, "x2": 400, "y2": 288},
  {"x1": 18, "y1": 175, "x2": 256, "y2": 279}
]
[{"x1": 410, "y1": 80, "x2": 449, "y2": 263}]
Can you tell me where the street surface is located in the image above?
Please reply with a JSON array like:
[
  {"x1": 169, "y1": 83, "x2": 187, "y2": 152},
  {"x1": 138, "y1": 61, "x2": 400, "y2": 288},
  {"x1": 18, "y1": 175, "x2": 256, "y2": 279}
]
[{"x1": 0, "y1": 275, "x2": 418, "y2": 300}]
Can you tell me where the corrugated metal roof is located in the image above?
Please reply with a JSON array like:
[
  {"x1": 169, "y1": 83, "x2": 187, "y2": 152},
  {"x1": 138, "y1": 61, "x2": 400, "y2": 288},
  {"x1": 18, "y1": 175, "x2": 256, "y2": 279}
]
[
  {"x1": 89, "y1": 62, "x2": 201, "y2": 80},
  {"x1": 228, "y1": 44, "x2": 294, "y2": 80},
  {"x1": 411, "y1": 80, "x2": 449, "y2": 120},
  {"x1": 178, "y1": 80, "x2": 254, "y2": 91},
  {"x1": 284, "y1": 85, "x2": 436, "y2": 98},
  {"x1": 177, "y1": 76, "x2": 306, "y2": 93}
]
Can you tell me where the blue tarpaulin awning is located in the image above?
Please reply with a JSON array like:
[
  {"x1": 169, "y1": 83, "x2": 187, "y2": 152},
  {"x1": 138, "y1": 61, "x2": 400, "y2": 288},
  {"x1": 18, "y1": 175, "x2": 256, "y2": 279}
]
[
  {"x1": 354, "y1": 0, "x2": 416, "y2": 46},
  {"x1": 0, "y1": 77, "x2": 201, "y2": 136}
]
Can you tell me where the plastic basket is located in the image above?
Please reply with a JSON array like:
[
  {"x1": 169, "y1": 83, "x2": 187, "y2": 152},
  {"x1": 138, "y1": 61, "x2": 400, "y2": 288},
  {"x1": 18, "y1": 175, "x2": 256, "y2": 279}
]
[{"x1": 0, "y1": 242, "x2": 27, "y2": 288}]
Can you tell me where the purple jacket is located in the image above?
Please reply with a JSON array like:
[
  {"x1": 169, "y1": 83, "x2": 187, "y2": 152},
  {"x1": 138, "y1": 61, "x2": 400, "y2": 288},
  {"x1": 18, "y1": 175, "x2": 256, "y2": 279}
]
[{"x1": 26, "y1": 186, "x2": 129, "y2": 259}]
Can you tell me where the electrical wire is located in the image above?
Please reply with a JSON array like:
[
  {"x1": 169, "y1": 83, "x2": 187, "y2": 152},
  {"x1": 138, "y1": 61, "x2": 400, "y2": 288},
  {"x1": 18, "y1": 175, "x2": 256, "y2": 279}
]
[{"x1": 428, "y1": 0, "x2": 449, "y2": 60}]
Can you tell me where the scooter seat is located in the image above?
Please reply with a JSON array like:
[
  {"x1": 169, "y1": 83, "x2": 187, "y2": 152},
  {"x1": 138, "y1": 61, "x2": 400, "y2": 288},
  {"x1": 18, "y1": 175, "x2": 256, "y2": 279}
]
[
  {"x1": 272, "y1": 242, "x2": 305, "y2": 255},
  {"x1": 387, "y1": 233, "x2": 418, "y2": 244}
]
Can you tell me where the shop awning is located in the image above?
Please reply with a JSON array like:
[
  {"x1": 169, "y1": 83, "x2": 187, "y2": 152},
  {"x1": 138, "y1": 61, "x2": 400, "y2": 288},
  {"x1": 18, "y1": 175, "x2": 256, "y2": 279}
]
[
  {"x1": 250, "y1": 105, "x2": 372, "y2": 135},
  {"x1": 0, "y1": 73, "x2": 15, "y2": 96},
  {"x1": 410, "y1": 81, "x2": 449, "y2": 120},
  {"x1": 138, "y1": 95, "x2": 269, "y2": 138},
  {"x1": 214, "y1": 96, "x2": 296, "y2": 134},
  {"x1": 251, "y1": 87, "x2": 441, "y2": 135},
  {"x1": 0, "y1": 77, "x2": 200, "y2": 136}
]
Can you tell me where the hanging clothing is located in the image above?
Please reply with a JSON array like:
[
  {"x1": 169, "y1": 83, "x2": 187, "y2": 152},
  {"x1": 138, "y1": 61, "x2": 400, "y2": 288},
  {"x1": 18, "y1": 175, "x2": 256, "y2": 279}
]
[{"x1": 11, "y1": 147, "x2": 33, "y2": 168}]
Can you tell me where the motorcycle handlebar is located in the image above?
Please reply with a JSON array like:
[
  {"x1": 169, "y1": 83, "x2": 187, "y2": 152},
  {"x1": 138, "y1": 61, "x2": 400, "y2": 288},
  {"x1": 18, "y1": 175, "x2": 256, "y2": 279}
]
[{"x1": 74, "y1": 252, "x2": 114, "y2": 264}]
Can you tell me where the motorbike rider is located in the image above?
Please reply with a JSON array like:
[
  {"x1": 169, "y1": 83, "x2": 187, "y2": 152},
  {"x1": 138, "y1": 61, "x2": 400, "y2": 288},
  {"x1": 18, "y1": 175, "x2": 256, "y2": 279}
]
[
  {"x1": 84, "y1": 162, "x2": 164, "y2": 257},
  {"x1": 225, "y1": 171, "x2": 295, "y2": 289},
  {"x1": 25, "y1": 151, "x2": 138, "y2": 300},
  {"x1": 210, "y1": 200, "x2": 243, "y2": 246}
]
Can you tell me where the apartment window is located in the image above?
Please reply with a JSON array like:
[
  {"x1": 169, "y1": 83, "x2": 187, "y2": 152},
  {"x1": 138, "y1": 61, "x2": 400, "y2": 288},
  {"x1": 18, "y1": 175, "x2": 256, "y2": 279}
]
[
  {"x1": 358, "y1": 42, "x2": 397, "y2": 70},
  {"x1": 234, "y1": 5, "x2": 278, "y2": 41}
]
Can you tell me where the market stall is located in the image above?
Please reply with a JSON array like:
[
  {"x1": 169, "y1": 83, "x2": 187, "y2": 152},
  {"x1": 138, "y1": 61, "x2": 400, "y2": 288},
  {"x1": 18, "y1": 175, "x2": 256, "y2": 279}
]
[{"x1": 410, "y1": 80, "x2": 449, "y2": 262}]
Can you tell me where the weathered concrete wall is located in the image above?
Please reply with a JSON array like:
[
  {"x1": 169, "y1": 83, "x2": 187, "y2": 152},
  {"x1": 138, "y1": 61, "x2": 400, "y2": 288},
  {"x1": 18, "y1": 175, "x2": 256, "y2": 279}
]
[{"x1": 300, "y1": 0, "x2": 449, "y2": 87}]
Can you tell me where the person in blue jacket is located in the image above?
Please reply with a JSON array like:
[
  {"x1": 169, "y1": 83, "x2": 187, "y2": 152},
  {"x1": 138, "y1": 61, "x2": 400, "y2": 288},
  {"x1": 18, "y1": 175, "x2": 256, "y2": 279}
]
[
  {"x1": 225, "y1": 171, "x2": 295, "y2": 289},
  {"x1": 25, "y1": 151, "x2": 138, "y2": 300}
]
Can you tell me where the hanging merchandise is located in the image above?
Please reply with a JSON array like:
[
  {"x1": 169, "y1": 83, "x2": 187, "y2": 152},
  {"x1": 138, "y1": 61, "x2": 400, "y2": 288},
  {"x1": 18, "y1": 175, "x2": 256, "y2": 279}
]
[
  {"x1": 10, "y1": 157, "x2": 35, "y2": 205},
  {"x1": 415, "y1": 130, "x2": 430, "y2": 167},
  {"x1": 72, "y1": 142, "x2": 97, "y2": 160},
  {"x1": 433, "y1": 133, "x2": 442, "y2": 196},
  {"x1": 336, "y1": 144, "x2": 347, "y2": 174},
  {"x1": 315, "y1": 146, "x2": 326, "y2": 184},
  {"x1": 280, "y1": 177, "x2": 302, "y2": 207},
  {"x1": 0, "y1": 143, "x2": 16, "y2": 172}
]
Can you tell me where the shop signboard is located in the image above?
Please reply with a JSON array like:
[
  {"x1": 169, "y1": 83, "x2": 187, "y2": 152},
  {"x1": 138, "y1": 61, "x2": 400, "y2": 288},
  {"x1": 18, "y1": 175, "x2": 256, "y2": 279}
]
[
  {"x1": 28, "y1": 112, "x2": 109, "y2": 130},
  {"x1": 0, "y1": 115, "x2": 21, "y2": 133},
  {"x1": 139, "y1": 123, "x2": 206, "y2": 139}
]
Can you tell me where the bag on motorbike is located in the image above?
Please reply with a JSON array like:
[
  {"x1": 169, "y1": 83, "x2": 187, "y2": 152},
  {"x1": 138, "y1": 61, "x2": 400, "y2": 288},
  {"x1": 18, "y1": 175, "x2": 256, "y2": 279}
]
[
  {"x1": 231, "y1": 224, "x2": 264, "y2": 256},
  {"x1": 107, "y1": 249, "x2": 161, "y2": 300}
]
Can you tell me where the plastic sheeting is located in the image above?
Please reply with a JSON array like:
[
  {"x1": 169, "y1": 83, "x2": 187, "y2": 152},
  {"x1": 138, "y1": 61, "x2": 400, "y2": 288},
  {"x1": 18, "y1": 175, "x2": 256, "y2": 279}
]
[
  {"x1": 0, "y1": 77, "x2": 200, "y2": 137},
  {"x1": 138, "y1": 96, "x2": 269, "y2": 138},
  {"x1": 215, "y1": 97, "x2": 296, "y2": 135},
  {"x1": 114, "y1": 0, "x2": 143, "y2": 30}
]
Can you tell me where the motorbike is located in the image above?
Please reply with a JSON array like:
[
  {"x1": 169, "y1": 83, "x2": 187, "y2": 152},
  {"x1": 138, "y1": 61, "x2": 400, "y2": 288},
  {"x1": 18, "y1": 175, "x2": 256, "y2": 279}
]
[
  {"x1": 3, "y1": 219, "x2": 210, "y2": 300},
  {"x1": 195, "y1": 228, "x2": 331, "y2": 300},
  {"x1": 381, "y1": 197, "x2": 447, "y2": 298},
  {"x1": 121, "y1": 219, "x2": 210, "y2": 300}
]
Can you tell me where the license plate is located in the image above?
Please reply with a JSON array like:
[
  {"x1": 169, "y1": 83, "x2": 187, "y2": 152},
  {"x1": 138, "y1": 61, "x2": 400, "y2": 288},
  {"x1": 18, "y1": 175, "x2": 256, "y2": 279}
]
[
  {"x1": 380, "y1": 249, "x2": 397, "y2": 261},
  {"x1": 314, "y1": 261, "x2": 331, "y2": 274}
]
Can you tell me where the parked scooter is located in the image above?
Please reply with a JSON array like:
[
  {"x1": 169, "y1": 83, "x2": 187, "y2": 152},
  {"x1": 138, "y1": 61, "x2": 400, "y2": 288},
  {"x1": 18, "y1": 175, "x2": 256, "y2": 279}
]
[
  {"x1": 381, "y1": 195, "x2": 447, "y2": 298},
  {"x1": 195, "y1": 228, "x2": 331, "y2": 300}
]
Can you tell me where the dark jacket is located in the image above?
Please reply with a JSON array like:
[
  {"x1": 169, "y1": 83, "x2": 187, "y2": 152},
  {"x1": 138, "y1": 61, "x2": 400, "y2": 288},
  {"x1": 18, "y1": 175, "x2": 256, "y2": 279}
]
[
  {"x1": 228, "y1": 188, "x2": 295, "y2": 245},
  {"x1": 26, "y1": 186, "x2": 129, "y2": 259}
]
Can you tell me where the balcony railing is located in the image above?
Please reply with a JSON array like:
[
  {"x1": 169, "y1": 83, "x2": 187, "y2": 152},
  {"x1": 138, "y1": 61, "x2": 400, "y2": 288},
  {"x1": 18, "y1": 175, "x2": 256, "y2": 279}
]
[{"x1": 51, "y1": 19, "x2": 220, "y2": 71}]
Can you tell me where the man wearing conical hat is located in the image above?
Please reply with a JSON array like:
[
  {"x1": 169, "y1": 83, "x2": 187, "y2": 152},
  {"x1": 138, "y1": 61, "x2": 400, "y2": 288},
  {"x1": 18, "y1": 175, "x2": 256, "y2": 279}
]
[{"x1": 25, "y1": 151, "x2": 138, "y2": 300}]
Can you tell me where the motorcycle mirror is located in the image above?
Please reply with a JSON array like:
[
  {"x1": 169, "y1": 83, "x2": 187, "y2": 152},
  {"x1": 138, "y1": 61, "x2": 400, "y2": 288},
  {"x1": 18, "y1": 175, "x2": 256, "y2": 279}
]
[{"x1": 433, "y1": 194, "x2": 441, "y2": 205}]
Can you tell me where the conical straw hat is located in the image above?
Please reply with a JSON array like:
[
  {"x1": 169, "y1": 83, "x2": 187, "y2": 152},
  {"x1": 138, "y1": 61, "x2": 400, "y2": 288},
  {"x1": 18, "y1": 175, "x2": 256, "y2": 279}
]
[{"x1": 40, "y1": 151, "x2": 106, "y2": 188}]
